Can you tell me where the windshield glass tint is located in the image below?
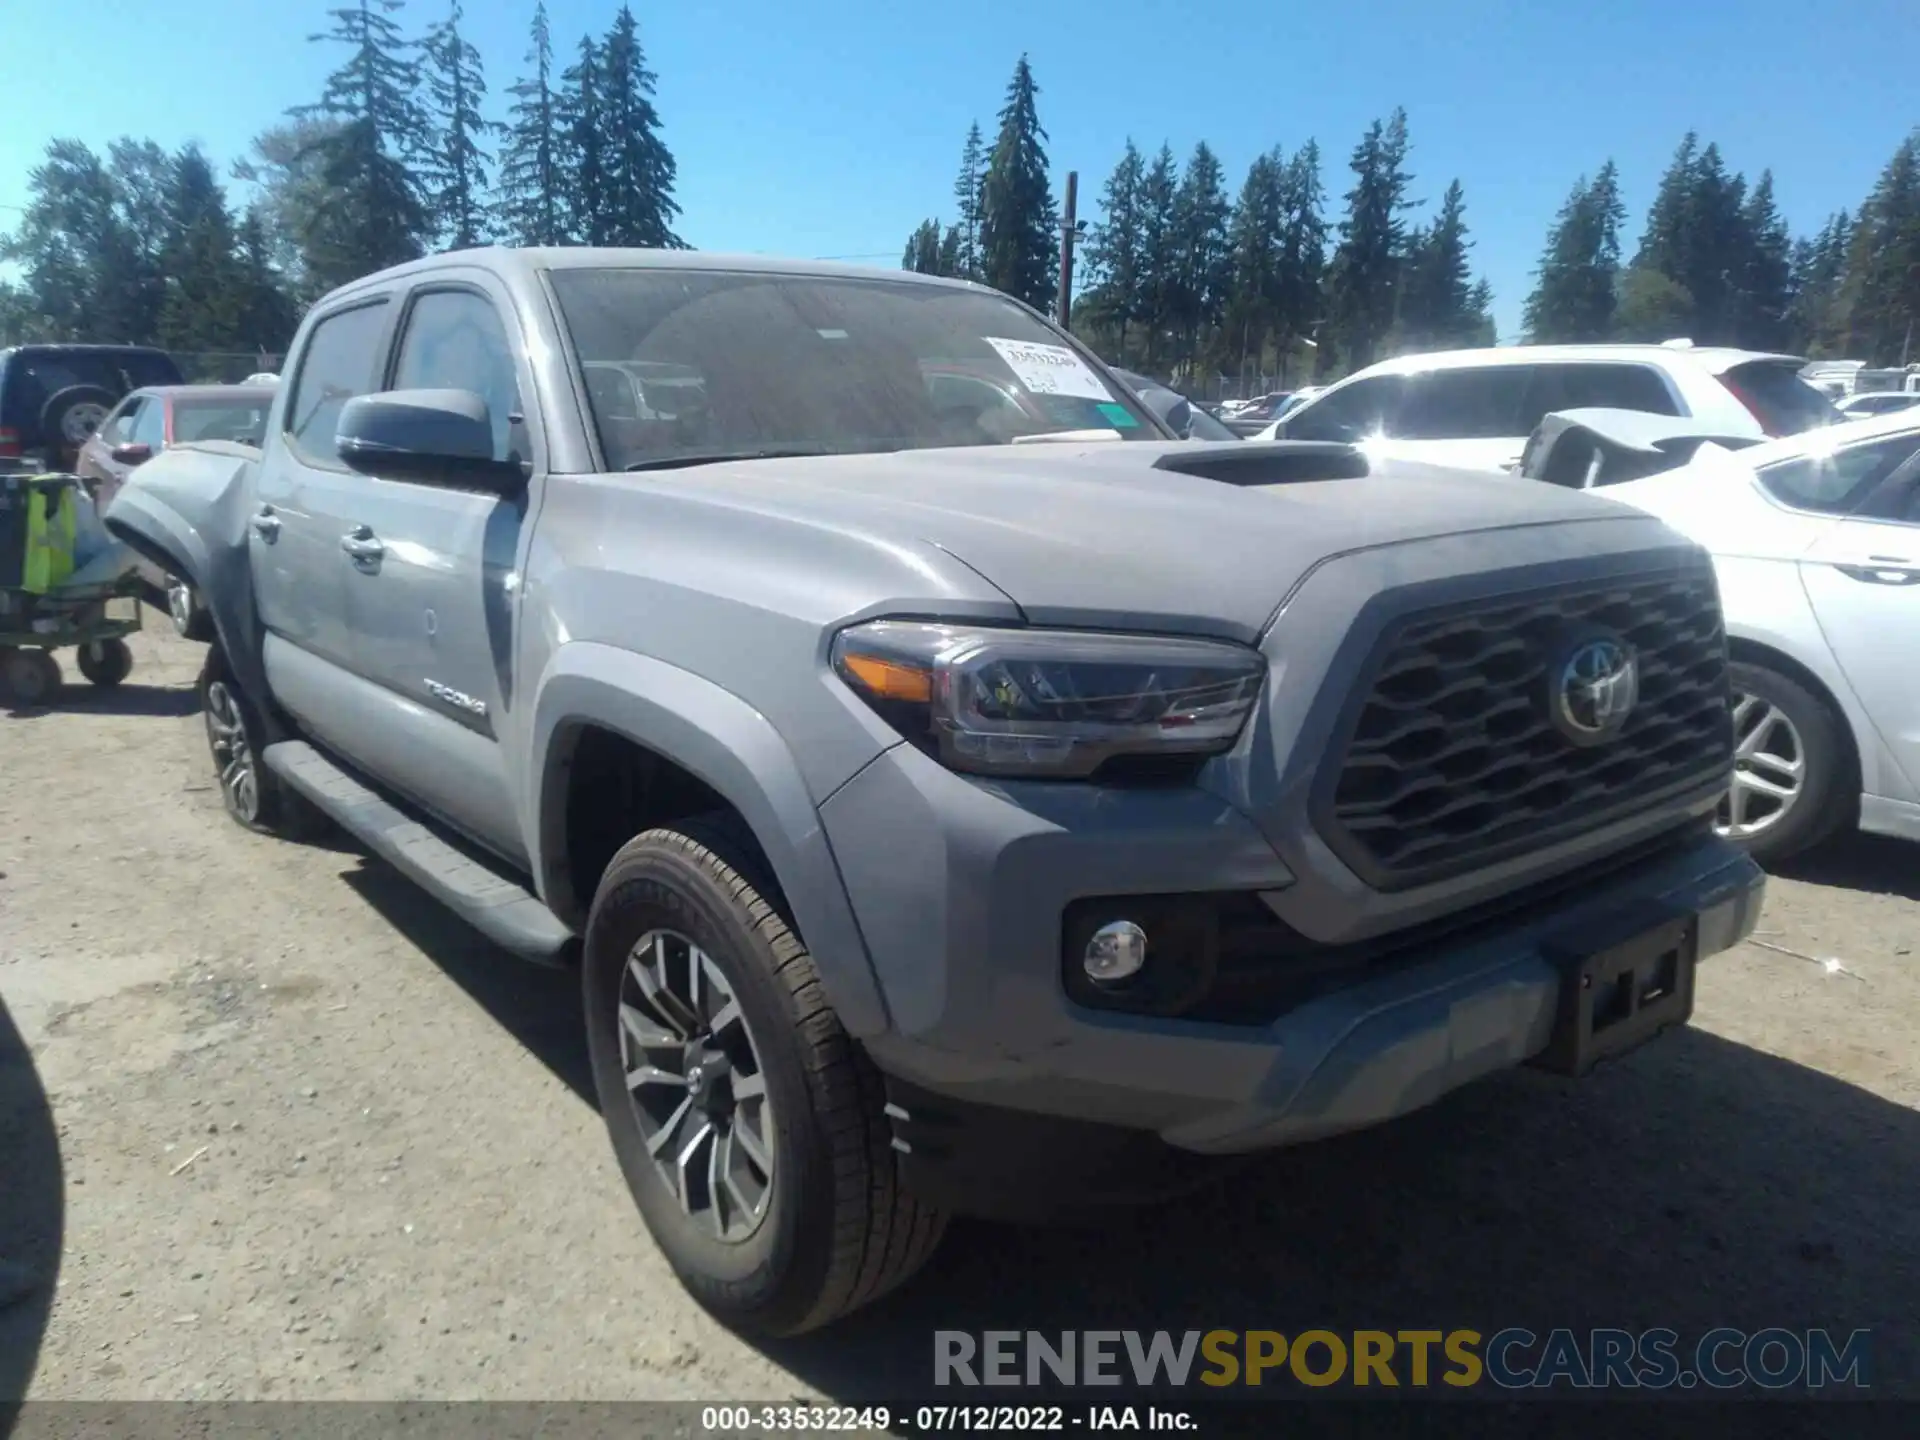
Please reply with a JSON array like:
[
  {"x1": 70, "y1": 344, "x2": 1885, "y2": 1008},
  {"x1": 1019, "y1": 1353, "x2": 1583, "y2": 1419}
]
[{"x1": 548, "y1": 268, "x2": 1156, "y2": 468}]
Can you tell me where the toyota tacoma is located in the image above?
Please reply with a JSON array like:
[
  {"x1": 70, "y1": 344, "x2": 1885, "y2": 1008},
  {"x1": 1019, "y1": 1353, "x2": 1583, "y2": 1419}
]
[{"x1": 105, "y1": 248, "x2": 1764, "y2": 1335}]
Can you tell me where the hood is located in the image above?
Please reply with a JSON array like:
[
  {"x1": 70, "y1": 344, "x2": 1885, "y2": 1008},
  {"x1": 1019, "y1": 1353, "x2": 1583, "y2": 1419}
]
[{"x1": 635, "y1": 441, "x2": 1661, "y2": 643}]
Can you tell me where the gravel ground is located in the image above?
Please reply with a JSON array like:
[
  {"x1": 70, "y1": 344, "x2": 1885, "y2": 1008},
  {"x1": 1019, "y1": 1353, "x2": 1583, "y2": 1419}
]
[{"x1": 2, "y1": 617, "x2": 1917, "y2": 1408}]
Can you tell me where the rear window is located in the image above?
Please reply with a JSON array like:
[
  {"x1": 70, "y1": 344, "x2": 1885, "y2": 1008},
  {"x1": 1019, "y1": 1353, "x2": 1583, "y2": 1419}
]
[
  {"x1": 1721, "y1": 362, "x2": 1840, "y2": 437},
  {"x1": 173, "y1": 399, "x2": 272, "y2": 446}
]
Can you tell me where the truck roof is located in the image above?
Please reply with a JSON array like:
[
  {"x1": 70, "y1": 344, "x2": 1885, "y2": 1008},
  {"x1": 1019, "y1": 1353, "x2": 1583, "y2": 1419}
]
[{"x1": 325, "y1": 245, "x2": 997, "y2": 304}]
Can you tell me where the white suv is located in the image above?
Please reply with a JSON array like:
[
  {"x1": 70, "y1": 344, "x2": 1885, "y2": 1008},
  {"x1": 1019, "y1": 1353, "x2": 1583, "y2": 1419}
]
[{"x1": 1261, "y1": 342, "x2": 1840, "y2": 471}]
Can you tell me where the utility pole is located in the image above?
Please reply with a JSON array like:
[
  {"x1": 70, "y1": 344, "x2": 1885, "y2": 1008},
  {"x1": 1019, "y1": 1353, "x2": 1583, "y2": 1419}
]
[{"x1": 1057, "y1": 171, "x2": 1079, "y2": 330}]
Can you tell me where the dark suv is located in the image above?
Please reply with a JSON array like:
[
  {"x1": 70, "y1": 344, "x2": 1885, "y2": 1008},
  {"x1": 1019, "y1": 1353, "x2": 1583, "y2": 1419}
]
[{"x1": 0, "y1": 345, "x2": 186, "y2": 471}]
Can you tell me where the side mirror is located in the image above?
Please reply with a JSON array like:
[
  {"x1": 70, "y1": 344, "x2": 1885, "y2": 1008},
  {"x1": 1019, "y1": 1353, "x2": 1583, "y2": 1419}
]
[
  {"x1": 110, "y1": 442, "x2": 153, "y2": 465},
  {"x1": 336, "y1": 389, "x2": 524, "y2": 493}
]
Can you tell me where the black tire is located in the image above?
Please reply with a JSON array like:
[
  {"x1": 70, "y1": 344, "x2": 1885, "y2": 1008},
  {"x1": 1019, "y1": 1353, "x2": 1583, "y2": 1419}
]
[
  {"x1": 38, "y1": 384, "x2": 117, "y2": 454},
  {"x1": 1, "y1": 648, "x2": 61, "y2": 706},
  {"x1": 582, "y1": 820, "x2": 947, "y2": 1336},
  {"x1": 76, "y1": 637, "x2": 133, "y2": 688},
  {"x1": 1722, "y1": 660, "x2": 1851, "y2": 867},
  {"x1": 196, "y1": 648, "x2": 322, "y2": 839}
]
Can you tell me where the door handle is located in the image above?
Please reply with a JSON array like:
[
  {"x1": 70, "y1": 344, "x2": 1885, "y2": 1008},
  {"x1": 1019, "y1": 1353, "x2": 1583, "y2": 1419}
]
[
  {"x1": 340, "y1": 525, "x2": 385, "y2": 563},
  {"x1": 249, "y1": 508, "x2": 281, "y2": 542},
  {"x1": 1833, "y1": 561, "x2": 1920, "y2": 586}
]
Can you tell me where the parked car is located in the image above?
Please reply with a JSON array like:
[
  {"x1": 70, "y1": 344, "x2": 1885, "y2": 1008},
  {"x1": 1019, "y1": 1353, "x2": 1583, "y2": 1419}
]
[
  {"x1": 0, "y1": 344, "x2": 185, "y2": 471},
  {"x1": 1259, "y1": 343, "x2": 1841, "y2": 470},
  {"x1": 1835, "y1": 390, "x2": 1920, "y2": 420},
  {"x1": 74, "y1": 384, "x2": 274, "y2": 636},
  {"x1": 1595, "y1": 410, "x2": 1920, "y2": 863},
  {"x1": 1222, "y1": 390, "x2": 1295, "y2": 436},
  {"x1": 108, "y1": 247, "x2": 1761, "y2": 1335},
  {"x1": 1111, "y1": 368, "x2": 1240, "y2": 440}
]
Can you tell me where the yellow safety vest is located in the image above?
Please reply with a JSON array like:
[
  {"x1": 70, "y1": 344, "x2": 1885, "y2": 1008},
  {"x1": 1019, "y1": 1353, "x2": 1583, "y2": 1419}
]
[{"x1": 1, "y1": 474, "x2": 79, "y2": 594}]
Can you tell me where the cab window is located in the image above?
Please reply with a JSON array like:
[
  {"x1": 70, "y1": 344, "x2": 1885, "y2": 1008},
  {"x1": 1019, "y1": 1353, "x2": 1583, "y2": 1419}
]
[
  {"x1": 285, "y1": 300, "x2": 391, "y2": 467},
  {"x1": 390, "y1": 289, "x2": 524, "y2": 463}
]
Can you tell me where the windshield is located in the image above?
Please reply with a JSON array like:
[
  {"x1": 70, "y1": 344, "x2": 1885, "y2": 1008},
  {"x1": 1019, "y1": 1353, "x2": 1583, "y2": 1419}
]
[{"x1": 549, "y1": 268, "x2": 1159, "y2": 469}]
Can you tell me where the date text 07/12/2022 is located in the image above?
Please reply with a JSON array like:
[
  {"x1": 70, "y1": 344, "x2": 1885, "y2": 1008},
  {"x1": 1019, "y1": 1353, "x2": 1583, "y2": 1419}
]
[{"x1": 699, "y1": 1405, "x2": 1194, "y2": 1432}]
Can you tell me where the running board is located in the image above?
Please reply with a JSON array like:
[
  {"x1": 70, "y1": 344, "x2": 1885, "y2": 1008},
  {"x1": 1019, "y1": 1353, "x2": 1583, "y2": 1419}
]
[{"x1": 261, "y1": 740, "x2": 575, "y2": 967}]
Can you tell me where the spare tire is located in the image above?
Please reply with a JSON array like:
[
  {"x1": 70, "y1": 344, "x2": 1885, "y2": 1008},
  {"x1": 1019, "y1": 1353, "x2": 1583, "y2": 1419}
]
[{"x1": 40, "y1": 384, "x2": 118, "y2": 455}]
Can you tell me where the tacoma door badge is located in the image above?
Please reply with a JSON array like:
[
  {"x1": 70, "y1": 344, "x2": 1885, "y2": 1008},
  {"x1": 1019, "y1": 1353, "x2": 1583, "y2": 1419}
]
[{"x1": 424, "y1": 679, "x2": 488, "y2": 717}]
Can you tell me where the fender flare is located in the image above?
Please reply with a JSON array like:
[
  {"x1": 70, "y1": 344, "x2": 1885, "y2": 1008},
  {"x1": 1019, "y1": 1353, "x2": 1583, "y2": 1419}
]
[
  {"x1": 103, "y1": 487, "x2": 273, "y2": 705},
  {"x1": 529, "y1": 641, "x2": 892, "y2": 1037}
]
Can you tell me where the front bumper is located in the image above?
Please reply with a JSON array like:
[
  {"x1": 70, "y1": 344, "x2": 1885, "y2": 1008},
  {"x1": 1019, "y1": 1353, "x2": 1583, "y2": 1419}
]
[{"x1": 822, "y1": 743, "x2": 1764, "y2": 1156}]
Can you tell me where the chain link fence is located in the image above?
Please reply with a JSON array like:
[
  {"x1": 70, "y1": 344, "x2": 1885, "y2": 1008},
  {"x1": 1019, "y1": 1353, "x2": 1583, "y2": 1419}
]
[{"x1": 165, "y1": 350, "x2": 285, "y2": 383}]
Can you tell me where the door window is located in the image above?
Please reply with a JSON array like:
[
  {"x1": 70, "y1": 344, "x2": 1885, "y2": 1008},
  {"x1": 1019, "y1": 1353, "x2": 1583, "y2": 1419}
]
[
  {"x1": 1757, "y1": 432, "x2": 1920, "y2": 516},
  {"x1": 285, "y1": 300, "x2": 391, "y2": 466},
  {"x1": 1391, "y1": 367, "x2": 1533, "y2": 440},
  {"x1": 130, "y1": 398, "x2": 167, "y2": 449},
  {"x1": 1528, "y1": 363, "x2": 1679, "y2": 419},
  {"x1": 391, "y1": 289, "x2": 524, "y2": 462},
  {"x1": 1284, "y1": 375, "x2": 1404, "y2": 442},
  {"x1": 97, "y1": 396, "x2": 142, "y2": 446}
]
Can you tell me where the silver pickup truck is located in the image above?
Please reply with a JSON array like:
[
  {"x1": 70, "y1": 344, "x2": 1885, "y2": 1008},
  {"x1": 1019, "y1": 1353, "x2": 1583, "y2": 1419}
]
[{"x1": 107, "y1": 248, "x2": 1764, "y2": 1336}]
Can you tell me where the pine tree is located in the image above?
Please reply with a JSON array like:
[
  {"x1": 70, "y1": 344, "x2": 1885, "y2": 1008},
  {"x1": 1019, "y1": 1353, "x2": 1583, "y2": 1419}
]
[
  {"x1": 292, "y1": 0, "x2": 432, "y2": 288},
  {"x1": 1846, "y1": 132, "x2": 1920, "y2": 363},
  {"x1": 1465, "y1": 278, "x2": 1496, "y2": 346},
  {"x1": 1634, "y1": 134, "x2": 1752, "y2": 343},
  {"x1": 1397, "y1": 177, "x2": 1474, "y2": 351},
  {"x1": 1735, "y1": 171, "x2": 1793, "y2": 351},
  {"x1": 557, "y1": 36, "x2": 611, "y2": 245},
  {"x1": 1522, "y1": 162, "x2": 1624, "y2": 342},
  {"x1": 1169, "y1": 141, "x2": 1230, "y2": 372},
  {"x1": 977, "y1": 55, "x2": 1057, "y2": 311},
  {"x1": 1221, "y1": 150, "x2": 1285, "y2": 380},
  {"x1": 902, "y1": 219, "x2": 943, "y2": 274},
  {"x1": 952, "y1": 122, "x2": 986, "y2": 280},
  {"x1": 234, "y1": 209, "x2": 299, "y2": 354},
  {"x1": 1135, "y1": 144, "x2": 1179, "y2": 365},
  {"x1": 496, "y1": 3, "x2": 567, "y2": 246},
  {"x1": 156, "y1": 145, "x2": 244, "y2": 357},
  {"x1": 1325, "y1": 108, "x2": 1417, "y2": 372},
  {"x1": 419, "y1": 0, "x2": 496, "y2": 250},
  {"x1": 1271, "y1": 142, "x2": 1327, "y2": 369},
  {"x1": 598, "y1": 3, "x2": 681, "y2": 248},
  {"x1": 1082, "y1": 140, "x2": 1145, "y2": 360},
  {"x1": 2, "y1": 140, "x2": 135, "y2": 343},
  {"x1": 1788, "y1": 210, "x2": 1854, "y2": 355}
]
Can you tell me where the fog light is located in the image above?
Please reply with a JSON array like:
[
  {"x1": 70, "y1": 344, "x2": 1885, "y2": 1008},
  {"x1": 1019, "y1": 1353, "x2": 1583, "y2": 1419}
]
[{"x1": 1083, "y1": 920, "x2": 1148, "y2": 984}]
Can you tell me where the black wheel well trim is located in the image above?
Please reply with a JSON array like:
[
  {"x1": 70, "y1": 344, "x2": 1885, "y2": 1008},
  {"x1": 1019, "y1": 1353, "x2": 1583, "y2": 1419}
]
[{"x1": 1725, "y1": 635, "x2": 1863, "y2": 794}]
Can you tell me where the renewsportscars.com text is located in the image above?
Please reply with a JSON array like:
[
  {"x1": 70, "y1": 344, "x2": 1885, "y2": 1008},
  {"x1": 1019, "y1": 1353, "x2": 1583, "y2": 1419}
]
[{"x1": 933, "y1": 1328, "x2": 1871, "y2": 1391}]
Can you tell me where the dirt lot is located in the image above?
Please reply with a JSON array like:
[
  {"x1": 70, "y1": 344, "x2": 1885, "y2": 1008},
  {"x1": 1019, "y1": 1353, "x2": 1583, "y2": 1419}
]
[{"x1": 3, "y1": 616, "x2": 1918, "y2": 1407}]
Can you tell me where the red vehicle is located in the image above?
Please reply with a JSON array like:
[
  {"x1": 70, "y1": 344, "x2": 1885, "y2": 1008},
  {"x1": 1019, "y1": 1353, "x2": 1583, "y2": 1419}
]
[{"x1": 73, "y1": 383, "x2": 274, "y2": 634}]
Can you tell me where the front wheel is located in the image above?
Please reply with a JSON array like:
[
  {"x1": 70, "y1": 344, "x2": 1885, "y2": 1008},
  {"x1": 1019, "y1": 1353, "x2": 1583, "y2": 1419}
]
[
  {"x1": 1716, "y1": 661, "x2": 1850, "y2": 865},
  {"x1": 197, "y1": 650, "x2": 320, "y2": 839},
  {"x1": 582, "y1": 821, "x2": 947, "y2": 1336}
]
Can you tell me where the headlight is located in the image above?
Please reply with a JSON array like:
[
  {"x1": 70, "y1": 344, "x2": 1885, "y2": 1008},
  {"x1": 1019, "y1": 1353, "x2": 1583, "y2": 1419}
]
[{"x1": 830, "y1": 620, "x2": 1264, "y2": 779}]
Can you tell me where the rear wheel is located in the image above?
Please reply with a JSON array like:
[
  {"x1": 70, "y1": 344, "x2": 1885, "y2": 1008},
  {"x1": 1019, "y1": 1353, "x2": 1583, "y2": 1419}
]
[
  {"x1": 582, "y1": 820, "x2": 946, "y2": 1336},
  {"x1": 1716, "y1": 661, "x2": 1850, "y2": 865},
  {"x1": 76, "y1": 637, "x2": 132, "y2": 688}
]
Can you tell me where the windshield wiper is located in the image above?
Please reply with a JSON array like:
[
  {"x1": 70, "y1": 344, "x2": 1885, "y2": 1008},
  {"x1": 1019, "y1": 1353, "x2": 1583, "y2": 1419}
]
[{"x1": 623, "y1": 448, "x2": 830, "y2": 472}]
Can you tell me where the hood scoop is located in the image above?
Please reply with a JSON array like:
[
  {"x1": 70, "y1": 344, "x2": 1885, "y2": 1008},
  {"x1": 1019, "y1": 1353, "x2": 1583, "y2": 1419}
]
[{"x1": 1152, "y1": 441, "x2": 1369, "y2": 487}]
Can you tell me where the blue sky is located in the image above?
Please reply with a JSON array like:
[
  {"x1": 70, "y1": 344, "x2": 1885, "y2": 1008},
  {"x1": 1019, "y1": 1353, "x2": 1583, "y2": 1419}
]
[{"x1": 1, "y1": 0, "x2": 1914, "y2": 340}]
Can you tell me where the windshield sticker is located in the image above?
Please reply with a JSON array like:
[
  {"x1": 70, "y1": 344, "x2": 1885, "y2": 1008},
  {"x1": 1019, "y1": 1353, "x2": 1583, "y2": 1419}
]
[
  {"x1": 983, "y1": 337, "x2": 1114, "y2": 401},
  {"x1": 1095, "y1": 402, "x2": 1140, "y2": 428}
]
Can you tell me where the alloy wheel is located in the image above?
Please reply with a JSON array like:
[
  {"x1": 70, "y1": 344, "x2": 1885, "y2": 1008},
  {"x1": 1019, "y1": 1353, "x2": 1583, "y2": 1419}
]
[
  {"x1": 1717, "y1": 692, "x2": 1805, "y2": 840},
  {"x1": 203, "y1": 679, "x2": 260, "y2": 822},
  {"x1": 618, "y1": 929, "x2": 775, "y2": 1243}
]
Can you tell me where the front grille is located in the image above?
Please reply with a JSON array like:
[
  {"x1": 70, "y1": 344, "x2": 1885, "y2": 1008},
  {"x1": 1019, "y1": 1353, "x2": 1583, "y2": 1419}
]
[{"x1": 1320, "y1": 564, "x2": 1732, "y2": 890}]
